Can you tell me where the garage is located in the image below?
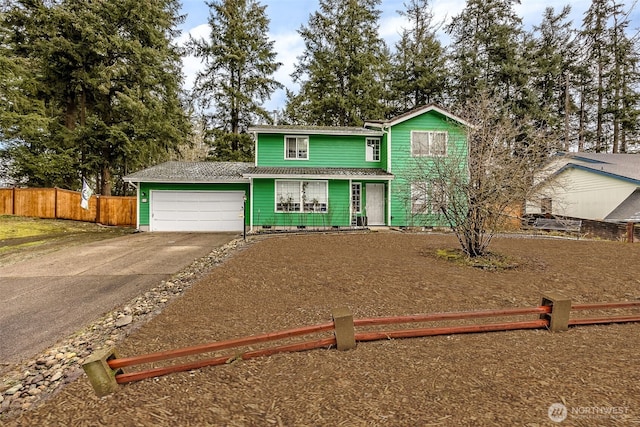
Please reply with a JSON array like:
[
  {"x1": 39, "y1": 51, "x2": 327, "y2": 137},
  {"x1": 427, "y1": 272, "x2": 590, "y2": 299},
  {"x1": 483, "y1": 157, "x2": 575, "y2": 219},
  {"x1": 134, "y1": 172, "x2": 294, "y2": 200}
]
[{"x1": 150, "y1": 190, "x2": 245, "y2": 232}]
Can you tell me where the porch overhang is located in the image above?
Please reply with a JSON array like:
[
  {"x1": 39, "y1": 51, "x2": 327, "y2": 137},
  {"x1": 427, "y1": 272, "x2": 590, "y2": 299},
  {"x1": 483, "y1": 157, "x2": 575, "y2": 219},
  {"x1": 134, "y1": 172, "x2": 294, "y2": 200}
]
[{"x1": 243, "y1": 167, "x2": 394, "y2": 181}]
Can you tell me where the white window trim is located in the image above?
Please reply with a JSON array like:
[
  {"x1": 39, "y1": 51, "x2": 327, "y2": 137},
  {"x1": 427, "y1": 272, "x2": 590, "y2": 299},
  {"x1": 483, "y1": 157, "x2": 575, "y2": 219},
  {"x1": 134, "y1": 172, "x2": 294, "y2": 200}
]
[
  {"x1": 366, "y1": 138, "x2": 380, "y2": 162},
  {"x1": 411, "y1": 181, "x2": 448, "y2": 214},
  {"x1": 351, "y1": 182, "x2": 362, "y2": 213},
  {"x1": 411, "y1": 131, "x2": 448, "y2": 157},
  {"x1": 284, "y1": 135, "x2": 309, "y2": 160},
  {"x1": 411, "y1": 182, "x2": 429, "y2": 214},
  {"x1": 275, "y1": 180, "x2": 328, "y2": 213}
]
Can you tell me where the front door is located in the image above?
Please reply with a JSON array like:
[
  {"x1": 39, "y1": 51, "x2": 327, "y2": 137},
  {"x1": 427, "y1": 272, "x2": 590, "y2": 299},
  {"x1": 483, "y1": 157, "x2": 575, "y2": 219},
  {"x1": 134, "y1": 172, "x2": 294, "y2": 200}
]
[{"x1": 365, "y1": 183, "x2": 385, "y2": 225}]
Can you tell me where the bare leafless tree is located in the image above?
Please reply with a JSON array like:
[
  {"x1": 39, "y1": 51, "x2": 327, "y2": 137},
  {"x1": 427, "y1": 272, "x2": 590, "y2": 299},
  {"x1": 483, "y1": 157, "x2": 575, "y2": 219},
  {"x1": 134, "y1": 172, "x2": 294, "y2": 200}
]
[{"x1": 407, "y1": 94, "x2": 559, "y2": 257}]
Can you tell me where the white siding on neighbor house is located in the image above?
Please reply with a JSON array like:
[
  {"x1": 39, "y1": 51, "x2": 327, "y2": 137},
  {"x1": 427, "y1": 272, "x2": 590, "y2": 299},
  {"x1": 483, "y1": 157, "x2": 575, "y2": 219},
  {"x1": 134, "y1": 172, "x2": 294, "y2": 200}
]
[{"x1": 530, "y1": 168, "x2": 638, "y2": 220}]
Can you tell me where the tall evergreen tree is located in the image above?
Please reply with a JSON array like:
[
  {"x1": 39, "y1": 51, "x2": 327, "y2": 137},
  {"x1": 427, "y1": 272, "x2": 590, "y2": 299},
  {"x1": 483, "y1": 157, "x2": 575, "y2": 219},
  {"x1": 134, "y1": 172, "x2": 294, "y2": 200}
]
[
  {"x1": 578, "y1": 0, "x2": 640, "y2": 153},
  {"x1": 446, "y1": 0, "x2": 526, "y2": 109},
  {"x1": 581, "y1": 0, "x2": 613, "y2": 152},
  {"x1": 607, "y1": 0, "x2": 640, "y2": 152},
  {"x1": 528, "y1": 6, "x2": 578, "y2": 150},
  {"x1": 388, "y1": 0, "x2": 447, "y2": 114},
  {"x1": 188, "y1": 0, "x2": 282, "y2": 161},
  {"x1": 286, "y1": 0, "x2": 388, "y2": 126},
  {"x1": 1, "y1": 0, "x2": 190, "y2": 195}
]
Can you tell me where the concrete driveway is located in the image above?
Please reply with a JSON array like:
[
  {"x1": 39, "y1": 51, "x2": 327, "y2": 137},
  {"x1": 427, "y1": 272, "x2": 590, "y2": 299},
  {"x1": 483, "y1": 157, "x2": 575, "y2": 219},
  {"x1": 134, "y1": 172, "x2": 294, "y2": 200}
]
[{"x1": 0, "y1": 232, "x2": 238, "y2": 365}]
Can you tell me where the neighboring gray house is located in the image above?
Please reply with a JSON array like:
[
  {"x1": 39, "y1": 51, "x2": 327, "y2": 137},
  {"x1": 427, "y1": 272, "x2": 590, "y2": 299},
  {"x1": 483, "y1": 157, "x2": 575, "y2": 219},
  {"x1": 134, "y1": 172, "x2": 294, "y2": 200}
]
[{"x1": 527, "y1": 153, "x2": 640, "y2": 223}]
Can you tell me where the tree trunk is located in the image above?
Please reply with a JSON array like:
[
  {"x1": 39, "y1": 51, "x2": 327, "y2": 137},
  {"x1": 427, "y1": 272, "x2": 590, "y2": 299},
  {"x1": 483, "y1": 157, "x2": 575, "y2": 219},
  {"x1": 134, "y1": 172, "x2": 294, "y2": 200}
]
[{"x1": 101, "y1": 164, "x2": 112, "y2": 196}]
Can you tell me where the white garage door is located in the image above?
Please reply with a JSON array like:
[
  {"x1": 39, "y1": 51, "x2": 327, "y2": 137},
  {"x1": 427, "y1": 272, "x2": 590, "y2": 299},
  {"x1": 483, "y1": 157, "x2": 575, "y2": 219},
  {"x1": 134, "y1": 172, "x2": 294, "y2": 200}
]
[{"x1": 150, "y1": 191, "x2": 245, "y2": 232}]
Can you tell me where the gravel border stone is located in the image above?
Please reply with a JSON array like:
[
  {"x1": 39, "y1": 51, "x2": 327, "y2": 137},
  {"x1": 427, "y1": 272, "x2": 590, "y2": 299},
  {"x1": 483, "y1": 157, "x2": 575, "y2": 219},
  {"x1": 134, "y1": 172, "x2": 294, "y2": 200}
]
[{"x1": 0, "y1": 237, "x2": 249, "y2": 420}]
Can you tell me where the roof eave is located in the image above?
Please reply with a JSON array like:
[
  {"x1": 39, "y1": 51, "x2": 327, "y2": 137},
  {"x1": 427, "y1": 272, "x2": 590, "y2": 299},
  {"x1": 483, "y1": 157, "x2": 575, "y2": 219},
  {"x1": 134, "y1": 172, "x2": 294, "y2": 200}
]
[
  {"x1": 123, "y1": 177, "x2": 250, "y2": 184},
  {"x1": 243, "y1": 173, "x2": 393, "y2": 180},
  {"x1": 247, "y1": 127, "x2": 383, "y2": 137},
  {"x1": 366, "y1": 104, "x2": 473, "y2": 129},
  {"x1": 557, "y1": 163, "x2": 640, "y2": 185}
]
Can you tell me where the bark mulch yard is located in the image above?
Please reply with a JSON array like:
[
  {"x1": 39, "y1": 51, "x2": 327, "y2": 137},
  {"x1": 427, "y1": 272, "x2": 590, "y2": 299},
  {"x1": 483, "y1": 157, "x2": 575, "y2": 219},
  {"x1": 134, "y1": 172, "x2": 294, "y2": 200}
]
[{"x1": 6, "y1": 232, "x2": 640, "y2": 426}]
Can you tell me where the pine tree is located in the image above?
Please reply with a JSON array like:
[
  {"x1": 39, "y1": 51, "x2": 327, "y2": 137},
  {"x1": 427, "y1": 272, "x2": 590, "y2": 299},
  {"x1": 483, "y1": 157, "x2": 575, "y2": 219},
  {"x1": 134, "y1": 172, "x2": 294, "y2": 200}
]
[
  {"x1": 1, "y1": 0, "x2": 190, "y2": 194},
  {"x1": 446, "y1": 0, "x2": 526, "y2": 108},
  {"x1": 607, "y1": 1, "x2": 640, "y2": 153},
  {"x1": 577, "y1": 0, "x2": 640, "y2": 153},
  {"x1": 286, "y1": 0, "x2": 388, "y2": 126},
  {"x1": 528, "y1": 6, "x2": 578, "y2": 150},
  {"x1": 581, "y1": 0, "x2": 613, "y2": 152},
  {"x1": 388, "y1": 0, "x2": 447, "y2": 114},
  {"x1": 188, "y1": 0, "x2": 282, "y2": 161}
]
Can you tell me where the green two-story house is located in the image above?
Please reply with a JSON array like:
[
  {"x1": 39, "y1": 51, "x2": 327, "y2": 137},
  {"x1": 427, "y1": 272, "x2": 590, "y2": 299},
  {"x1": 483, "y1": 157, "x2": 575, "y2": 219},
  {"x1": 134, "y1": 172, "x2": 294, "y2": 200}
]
[{"x1": 123, "y1": 104, "x2": 469, "y2": 232}]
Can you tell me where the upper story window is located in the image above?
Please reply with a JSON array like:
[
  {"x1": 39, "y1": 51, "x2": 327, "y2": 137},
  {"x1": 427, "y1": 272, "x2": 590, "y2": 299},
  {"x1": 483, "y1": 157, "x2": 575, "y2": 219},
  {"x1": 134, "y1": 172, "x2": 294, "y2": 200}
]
[
  {"x1": 411, "y1": 131, "x2": 448, "y2": 157},
  {"x1": 285, "y1": 136, "x2": 308, "y2": 160},
  {"x1": 366, "y1": 138, "x2": 380, "y2": 162}
]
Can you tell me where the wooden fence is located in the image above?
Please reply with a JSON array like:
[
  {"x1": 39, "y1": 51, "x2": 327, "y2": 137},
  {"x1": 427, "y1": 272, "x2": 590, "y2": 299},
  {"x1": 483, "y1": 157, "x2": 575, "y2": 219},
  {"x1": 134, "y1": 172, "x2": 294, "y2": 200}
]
[
  {"x1": 0, "y1": 187, "x2": 136, "y2": 227},
  {"x1": 82, "y1": 292, "x2": 640, "y2": 396}
]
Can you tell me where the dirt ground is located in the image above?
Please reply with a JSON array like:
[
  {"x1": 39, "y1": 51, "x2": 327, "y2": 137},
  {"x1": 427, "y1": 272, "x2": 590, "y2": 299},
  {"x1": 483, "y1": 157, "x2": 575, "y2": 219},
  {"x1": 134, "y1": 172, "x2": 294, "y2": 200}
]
[{"x1": 5, "y1": 231, "x2": 640, "y2": 426}]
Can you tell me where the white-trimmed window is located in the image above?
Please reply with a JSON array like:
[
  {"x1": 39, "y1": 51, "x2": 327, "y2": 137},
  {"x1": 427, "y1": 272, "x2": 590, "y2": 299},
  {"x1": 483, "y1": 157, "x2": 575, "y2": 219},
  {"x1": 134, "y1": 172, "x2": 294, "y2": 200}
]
[
  {"x1": 411, "y1": 131, "x2": 448, "y2": 157},
  {"x1": 366, "y1": 138, "x2": 380, "y2": 162},
  {"x1": 285, "y1": 136, "x2": 308, "y2": 160},
  {"x1": 276, "y1": 180, "x2": 328, "y2": 212},
  {"x1": 411, "y1": 182, "x2": 448, "y2": 214},
  {"x1": 351, "y1": 183, "x2": 362, "y2": 213},
  {"x1": 276, "y1": 181, "x2": 301, "y2": 211},
  {"x1": 411, "y1": 182, "x2": 429, "y2": 214}
]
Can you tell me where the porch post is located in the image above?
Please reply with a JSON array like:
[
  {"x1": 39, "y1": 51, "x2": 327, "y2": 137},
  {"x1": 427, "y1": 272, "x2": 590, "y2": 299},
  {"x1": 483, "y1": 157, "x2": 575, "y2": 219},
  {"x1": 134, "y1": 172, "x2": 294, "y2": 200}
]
[{"x1": 249, "y1": 177, "x2": 254, "y2": 233}]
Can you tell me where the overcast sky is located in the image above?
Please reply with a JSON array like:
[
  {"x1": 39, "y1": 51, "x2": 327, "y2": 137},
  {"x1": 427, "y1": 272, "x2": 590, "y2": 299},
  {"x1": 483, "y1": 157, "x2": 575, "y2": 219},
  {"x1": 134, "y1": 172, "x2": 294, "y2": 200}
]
[{"x1": 177, "y1": 0, "x2": 640, "y2": 111}]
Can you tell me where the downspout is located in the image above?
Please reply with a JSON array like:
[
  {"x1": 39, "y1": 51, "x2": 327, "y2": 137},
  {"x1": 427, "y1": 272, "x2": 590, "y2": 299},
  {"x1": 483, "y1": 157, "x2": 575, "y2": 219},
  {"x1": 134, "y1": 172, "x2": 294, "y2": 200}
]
[
  {"x1": 249, "y1": 177, "x2": 254, "y2": 233},
  {"x1": 252, "y1": 132, "x2": 258, "y2": 167},
  {"x1": 385, "y1": 125, "x2": 392, "y2": 226}
]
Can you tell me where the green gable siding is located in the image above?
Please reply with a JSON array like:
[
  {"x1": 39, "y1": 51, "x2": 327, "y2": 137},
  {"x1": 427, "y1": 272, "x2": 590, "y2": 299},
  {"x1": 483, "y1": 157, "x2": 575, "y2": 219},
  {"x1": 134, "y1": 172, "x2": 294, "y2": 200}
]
[
  {"x1": 138, "y1": 182, "x2": 249, "y2": 226},
  {"x1": 256, "y1": 133, "x2": 384, "y2": 169},
  {"x1": 388, "y1": 110, "x2": 467, "y2": 227}
]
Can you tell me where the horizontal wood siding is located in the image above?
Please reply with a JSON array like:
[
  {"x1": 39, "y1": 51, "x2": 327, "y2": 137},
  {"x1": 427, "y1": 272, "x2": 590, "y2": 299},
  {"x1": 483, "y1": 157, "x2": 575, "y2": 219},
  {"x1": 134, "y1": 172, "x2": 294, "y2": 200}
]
[
  {"x1": 139, "y1": 183, "x2": 249, "y2": 226},
  {"x1": 548, "y1": 168, "x2": 637, "y2": 220},
  {"x1": 389, "y1": 111, "x2": 467, "y2": 227},
  {"x1": 251, "y1": 179, "x2": 351, "y2": 227},
  {"x1": 256, "y1": 133, "x2": 384, "y2": 169}
]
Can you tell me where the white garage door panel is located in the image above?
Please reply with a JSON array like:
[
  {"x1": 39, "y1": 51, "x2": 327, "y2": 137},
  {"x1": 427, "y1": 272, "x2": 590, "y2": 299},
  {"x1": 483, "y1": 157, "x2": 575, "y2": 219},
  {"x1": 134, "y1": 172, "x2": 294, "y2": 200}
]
[{"x1": 151, "y1": 191, "x2": 245, "y2": 232}]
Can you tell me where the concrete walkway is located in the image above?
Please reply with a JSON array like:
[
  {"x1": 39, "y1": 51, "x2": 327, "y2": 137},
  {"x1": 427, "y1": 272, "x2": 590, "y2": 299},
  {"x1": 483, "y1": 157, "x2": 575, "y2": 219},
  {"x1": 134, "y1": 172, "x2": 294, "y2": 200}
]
[{"x1": 0, "y1": 232, "x2": 238, "y2": 365}]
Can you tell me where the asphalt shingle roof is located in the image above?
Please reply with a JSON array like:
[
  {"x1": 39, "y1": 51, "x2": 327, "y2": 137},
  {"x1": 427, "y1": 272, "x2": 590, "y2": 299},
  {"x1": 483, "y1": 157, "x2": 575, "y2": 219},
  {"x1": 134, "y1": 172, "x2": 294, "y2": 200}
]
[
  {"x1": 605, "y1": 188, "x2": 640, "y2": 222},
  {"x1": 247, "y1": 125, "x2": 383, "y2": 137},
  {"x1": 123, "y1": 161, "x2": 253, "y2": 183},
  {"x1": 567, "y1": 153, "x2": 640, "y2": 182},
  {"x1": 123, "y1": 162, "x2": 394, "y2": 183},
  {"x1": 243, "y1": 167, "x2": 393, "y2": 179}
]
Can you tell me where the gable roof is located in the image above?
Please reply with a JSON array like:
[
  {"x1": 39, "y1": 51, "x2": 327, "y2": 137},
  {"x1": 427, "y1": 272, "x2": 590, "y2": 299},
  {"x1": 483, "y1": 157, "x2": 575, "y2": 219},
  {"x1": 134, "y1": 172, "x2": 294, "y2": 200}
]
[
  {"x1": 605, "y1": 188, "x2": 640, "y2": 223},
  {"x1": 248, "y1": 125, "x2": 383, "y2": 137},
  {"x1": 123, "y1": 161, "x2": 252, "y2": 183},
  {"x1": 364, "y1": 104, "x2": 472, "y2": 129},
  {"x1": 557, "y1": 153, "x2": 640, "y2": 184}
]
